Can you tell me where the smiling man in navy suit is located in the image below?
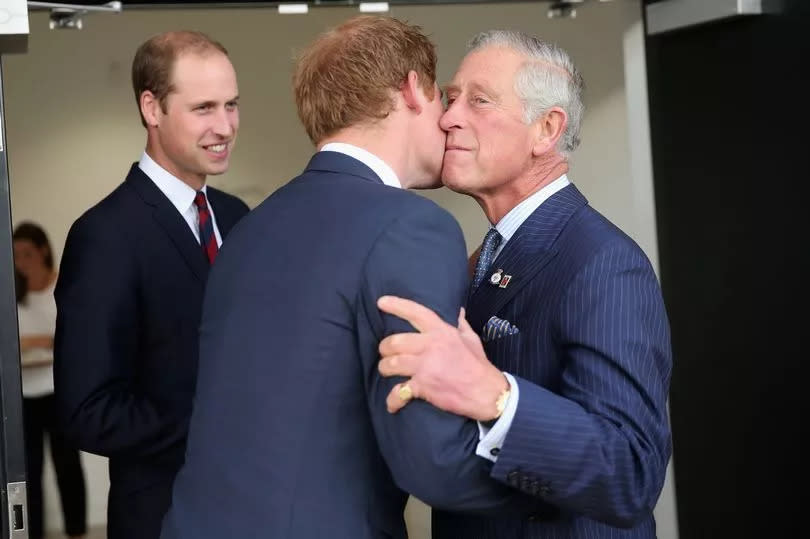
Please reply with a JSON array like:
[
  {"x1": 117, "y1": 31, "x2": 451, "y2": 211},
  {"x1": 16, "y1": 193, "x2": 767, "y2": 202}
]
[
  {"x1": 54, "y1": 31, "x2": 249, "y2": 539},
  {"x1": 161, "y1": 16, "x2": 542, "y2": 539},
  {"x1": 378, "y1": 30, "x2": 673, "y2": 538}
]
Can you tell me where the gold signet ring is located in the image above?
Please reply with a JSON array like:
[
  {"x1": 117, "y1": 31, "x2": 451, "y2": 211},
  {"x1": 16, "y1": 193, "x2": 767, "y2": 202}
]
[{"x1": 397, "y1": 383, "x2": 413, "y2": 402}]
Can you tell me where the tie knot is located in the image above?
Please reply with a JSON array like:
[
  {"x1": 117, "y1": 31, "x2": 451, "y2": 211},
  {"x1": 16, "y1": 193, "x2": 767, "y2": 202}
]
[{"x1": 194, "y1": 191, "x2": 207, "y2": 210}]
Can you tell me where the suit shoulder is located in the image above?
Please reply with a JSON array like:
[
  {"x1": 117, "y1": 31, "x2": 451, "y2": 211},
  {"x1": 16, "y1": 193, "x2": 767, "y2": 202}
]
[
  {"x1": 574, "y1": 206, "x2": 643, "y2": 249},
  {"x1": 377, "y1": 188, "x2": 462, "y2": 234},
  {"x1": 69, "y1": 181, "x2": 134, "y2": 234},
  {"x1": 562, "y1": 205, "x2": 653, "y2": 271}
]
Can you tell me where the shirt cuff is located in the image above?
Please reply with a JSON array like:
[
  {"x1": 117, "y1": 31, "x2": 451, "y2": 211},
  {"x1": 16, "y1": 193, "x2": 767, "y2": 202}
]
[{"x1": 475, "y1": 372, "x2": 519, "y2": 462}]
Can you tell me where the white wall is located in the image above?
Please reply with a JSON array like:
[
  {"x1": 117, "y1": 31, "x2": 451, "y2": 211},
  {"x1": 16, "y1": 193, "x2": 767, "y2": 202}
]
[{"x1": 4, "y1": 2, "x2": 676, "y2": 537}]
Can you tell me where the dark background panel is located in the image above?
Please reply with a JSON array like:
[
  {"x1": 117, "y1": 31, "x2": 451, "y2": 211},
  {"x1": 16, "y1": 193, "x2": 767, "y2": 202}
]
[{"x1": 644, "y1": 1, "x2": 808, "y2": 537}]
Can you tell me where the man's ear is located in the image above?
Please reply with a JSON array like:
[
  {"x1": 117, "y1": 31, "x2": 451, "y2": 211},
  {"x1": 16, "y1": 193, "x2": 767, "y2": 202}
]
[
  {"x1": 532, "y1": 107, "x2": 567, "y2": 157},
  {"x1": 140, "y1": 90, "x2": 161, "y2": 128},
  {"x1": 401, "y1": 70, "x2": 424, "y2": 114}
]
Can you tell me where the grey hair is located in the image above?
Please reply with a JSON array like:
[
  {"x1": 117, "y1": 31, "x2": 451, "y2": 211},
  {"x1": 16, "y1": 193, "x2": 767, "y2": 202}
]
[{"x1": 468, "y1": 30, "x2": 584, "y2": 156}]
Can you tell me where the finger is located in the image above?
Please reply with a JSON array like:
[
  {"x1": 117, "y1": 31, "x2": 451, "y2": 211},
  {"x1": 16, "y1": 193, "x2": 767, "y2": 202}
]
[
  {"x1": 379, "y1": 332, "x2": 428, "y2": 357},
  {"x1": 378, "y1": 354, "x2": 418, "y2": 377},
  {"x1": 458, "y1": 312, "x2": 477, "y2": 339},
  {"x1": 457, "y1": 307, "x2": 466, "y2": 327},
  {"x1": 386, "y1": 381, "x2": 419, "y2": 413},
  {"x1": 377, "y1": 295, "x2": 446, "y2": 333},
  {"x1": 458, "y1": 315, "x2": 488, "y2": 361}
]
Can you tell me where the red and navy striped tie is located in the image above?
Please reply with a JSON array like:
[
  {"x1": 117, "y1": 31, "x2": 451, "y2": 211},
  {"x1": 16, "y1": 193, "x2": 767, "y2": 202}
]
[{"x1": 194, "y1": 191, "x2": 218, "y2": 264}]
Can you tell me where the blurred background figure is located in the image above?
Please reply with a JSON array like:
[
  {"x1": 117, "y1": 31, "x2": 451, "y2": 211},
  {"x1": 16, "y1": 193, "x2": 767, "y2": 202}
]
[{"x1": 14, "y1": 221, "x2": 87, "y2": 539}]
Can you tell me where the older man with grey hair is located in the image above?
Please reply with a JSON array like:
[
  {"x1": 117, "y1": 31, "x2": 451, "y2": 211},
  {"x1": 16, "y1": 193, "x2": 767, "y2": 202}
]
[{"x1": 376, "y1": 30, "x2": 673, "y2": 538}]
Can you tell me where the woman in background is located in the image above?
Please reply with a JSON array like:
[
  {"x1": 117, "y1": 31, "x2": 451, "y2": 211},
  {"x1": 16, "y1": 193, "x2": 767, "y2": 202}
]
[{"x1": 14, "y1": 222, "x2": 86, "y2": 539}]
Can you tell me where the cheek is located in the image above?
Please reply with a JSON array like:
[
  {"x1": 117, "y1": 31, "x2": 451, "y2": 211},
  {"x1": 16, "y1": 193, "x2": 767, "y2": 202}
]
[
  {"x1": 171, "y1": 115, "x2": 203, "y2": 139},
  {"x1": 483, "y1": 123, "x2": 527, "y2": 165}
]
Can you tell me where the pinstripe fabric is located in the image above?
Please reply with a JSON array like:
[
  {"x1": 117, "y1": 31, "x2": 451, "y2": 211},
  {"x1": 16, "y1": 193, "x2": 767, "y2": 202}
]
[{"x1": 434, "y1": 184, "x2": 672, "y2": 539}]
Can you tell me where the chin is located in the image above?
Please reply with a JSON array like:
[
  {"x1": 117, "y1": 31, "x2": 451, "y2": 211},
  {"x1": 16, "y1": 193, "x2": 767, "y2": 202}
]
[
  {"x1": 441, "y1": 174, "x2": 466, "y2": 193},
  {"x1": 205, "y1": 163, "x2": 230, "y2": 177}
]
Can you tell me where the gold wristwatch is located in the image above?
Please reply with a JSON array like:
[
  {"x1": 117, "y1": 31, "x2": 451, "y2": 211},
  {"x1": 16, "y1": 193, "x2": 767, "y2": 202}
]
[{"x1": 494, "y1": 386, "x2": 511, "y2": 418}]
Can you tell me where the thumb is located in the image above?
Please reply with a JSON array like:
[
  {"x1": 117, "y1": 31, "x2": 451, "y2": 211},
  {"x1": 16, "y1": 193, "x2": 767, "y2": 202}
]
[
  {"x1": 457, "y1": 307, "x2": 467, "y2": 327},
  {"x1": 458, "y1": 308, "x2": 476, "y2": 338}
]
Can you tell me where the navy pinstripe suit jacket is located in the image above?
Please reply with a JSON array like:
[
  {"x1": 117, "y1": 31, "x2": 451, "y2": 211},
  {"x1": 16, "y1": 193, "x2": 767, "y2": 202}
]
[{"x1": 434, "y1": 184, "x2": 673, "y2": 538}]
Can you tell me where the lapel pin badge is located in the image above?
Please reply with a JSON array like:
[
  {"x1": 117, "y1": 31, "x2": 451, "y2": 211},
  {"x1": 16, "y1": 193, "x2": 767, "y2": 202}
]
[{"x1": 489, "y1": 269, "x2": 511, "y2": 288}]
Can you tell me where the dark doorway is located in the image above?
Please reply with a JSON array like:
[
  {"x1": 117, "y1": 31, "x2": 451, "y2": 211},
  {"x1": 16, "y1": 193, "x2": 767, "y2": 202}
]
[{"x1": 644, "y1": 1, "x2": 809, "y2": 537}]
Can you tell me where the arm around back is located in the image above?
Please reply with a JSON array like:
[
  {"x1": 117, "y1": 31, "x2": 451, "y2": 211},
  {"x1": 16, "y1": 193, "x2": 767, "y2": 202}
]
[{"x1": 358, "y1": 198, "x2": 537, "y2": 515}]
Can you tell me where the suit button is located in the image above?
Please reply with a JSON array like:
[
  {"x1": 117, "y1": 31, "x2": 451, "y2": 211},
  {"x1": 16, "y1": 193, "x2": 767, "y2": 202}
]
[{"x1": 507, "y1": 471, "x2": 520, "y2": 487}]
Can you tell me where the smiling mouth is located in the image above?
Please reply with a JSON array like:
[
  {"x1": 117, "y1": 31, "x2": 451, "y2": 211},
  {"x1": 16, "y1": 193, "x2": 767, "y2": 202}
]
[{"x1": 204, "y1": 143, "x2": 228, "y2": 153}]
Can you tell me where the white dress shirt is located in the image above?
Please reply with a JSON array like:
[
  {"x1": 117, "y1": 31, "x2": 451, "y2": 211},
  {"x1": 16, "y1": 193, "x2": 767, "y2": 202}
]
[
  {"x1": 319, "y1": 143, "x2": 402, "y2": 188},
  {"x1": 138, "y1": 152, "x2": 223, "y2": 247},
  {"x1": 476, "y1": 174, "x2": 571, "y2": 462}
]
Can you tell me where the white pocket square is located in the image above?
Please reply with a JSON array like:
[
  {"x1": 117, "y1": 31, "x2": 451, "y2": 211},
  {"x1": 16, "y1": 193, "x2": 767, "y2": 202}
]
[{"x1": 482, "y1": 316, "x2": 519, "y2": 343}]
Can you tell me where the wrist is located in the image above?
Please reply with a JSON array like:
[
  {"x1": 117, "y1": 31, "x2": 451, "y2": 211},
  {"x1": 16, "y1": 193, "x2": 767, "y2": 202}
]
[{"x1": 479, "y1": 372, "x2": 510, "y2": 423}]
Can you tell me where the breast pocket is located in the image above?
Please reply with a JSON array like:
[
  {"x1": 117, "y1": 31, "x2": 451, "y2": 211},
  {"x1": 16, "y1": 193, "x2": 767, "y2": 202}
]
[{"x1": 483, "y1": 332, "x2": 523, "y2": 373}]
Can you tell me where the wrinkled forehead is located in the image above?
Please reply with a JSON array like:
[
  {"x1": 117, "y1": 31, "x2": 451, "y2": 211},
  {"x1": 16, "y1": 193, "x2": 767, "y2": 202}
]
[
  {"x1": 443, "y1": 47, "x2": 524, "y2": 98},
  {"x1": 449, "y1": 47, "x2": 523, "y2": 84},
  {"x1": 446, "y1": 44, "x2": 572, "y2": 93}
]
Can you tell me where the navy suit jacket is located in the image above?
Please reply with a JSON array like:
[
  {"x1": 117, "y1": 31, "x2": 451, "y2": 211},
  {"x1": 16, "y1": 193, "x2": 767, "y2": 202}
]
[
  {"x1": 161, "y1": 152, "x2": 539, "y2": 539},
  {"x1": 54, "y1": 163, "x2": 249, "y2": 539},
  {"x1": 433, "y1": 185, "x2": 673, "y2": 538}
]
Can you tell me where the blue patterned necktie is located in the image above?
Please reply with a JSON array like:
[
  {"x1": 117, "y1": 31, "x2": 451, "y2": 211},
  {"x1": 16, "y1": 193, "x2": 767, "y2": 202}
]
[{"x1": 471, "y1": 227, "x2": 502, "y2": 291}]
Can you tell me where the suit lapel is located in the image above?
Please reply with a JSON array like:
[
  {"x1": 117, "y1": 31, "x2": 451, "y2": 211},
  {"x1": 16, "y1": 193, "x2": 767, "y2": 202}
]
[
  {"x1": 125, "y1": 163, "x2": 209, "y2": 281},
  {"x1": 467, "y1": 184, "x2": 588, "y2": 332},
  {"x1": 207, "y1": 189, "x2": 239, "y2": 238}
]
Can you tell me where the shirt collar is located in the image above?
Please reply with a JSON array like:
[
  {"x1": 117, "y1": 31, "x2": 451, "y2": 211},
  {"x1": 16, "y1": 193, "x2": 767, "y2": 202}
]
[
  {"x1": 319, "y1": 142, "x2": 402, "y2": 189},
  {"x1": 138, "y1": 151, "x2": 207, "y2": 215},
  {"x1": 493, "y1": 174, "x2": 571, "y2": 245}
]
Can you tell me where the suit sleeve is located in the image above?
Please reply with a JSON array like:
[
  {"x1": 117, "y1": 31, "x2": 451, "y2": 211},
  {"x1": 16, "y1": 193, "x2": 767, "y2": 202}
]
[
  {"x1": 357, "y1": 201, "x2": 539, "y2": 515},
  {"x1": 490, "y1": 241, "x2": 673, "y2": 527},
  {"x1": 54, "y1": 216, "x2": 185, "y2": 458}
]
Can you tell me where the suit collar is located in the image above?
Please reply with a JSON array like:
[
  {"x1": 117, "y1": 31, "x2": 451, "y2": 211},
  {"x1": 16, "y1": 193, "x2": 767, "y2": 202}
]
[
  {"x1": 137, "y1": 151, "x2": 203, "y2": 217},
  {"x1": 205, "y1": 188, "x2": 240, "y2": 239},
  {"x1": 303, "y1": 151, "x2": 385, "y2": 186},
  {"x1": 493, "y1": 174, "x2": 570, "y2": 251},
  {"x1": 125, "y1": 163, "x2": 209, "y2": 281},
  {"x1": 467, "y1": 184, "x2": 588, "y2": 332},
  {"x1": 319, "y1": 144, "x2": 401, "y2": 188}
]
